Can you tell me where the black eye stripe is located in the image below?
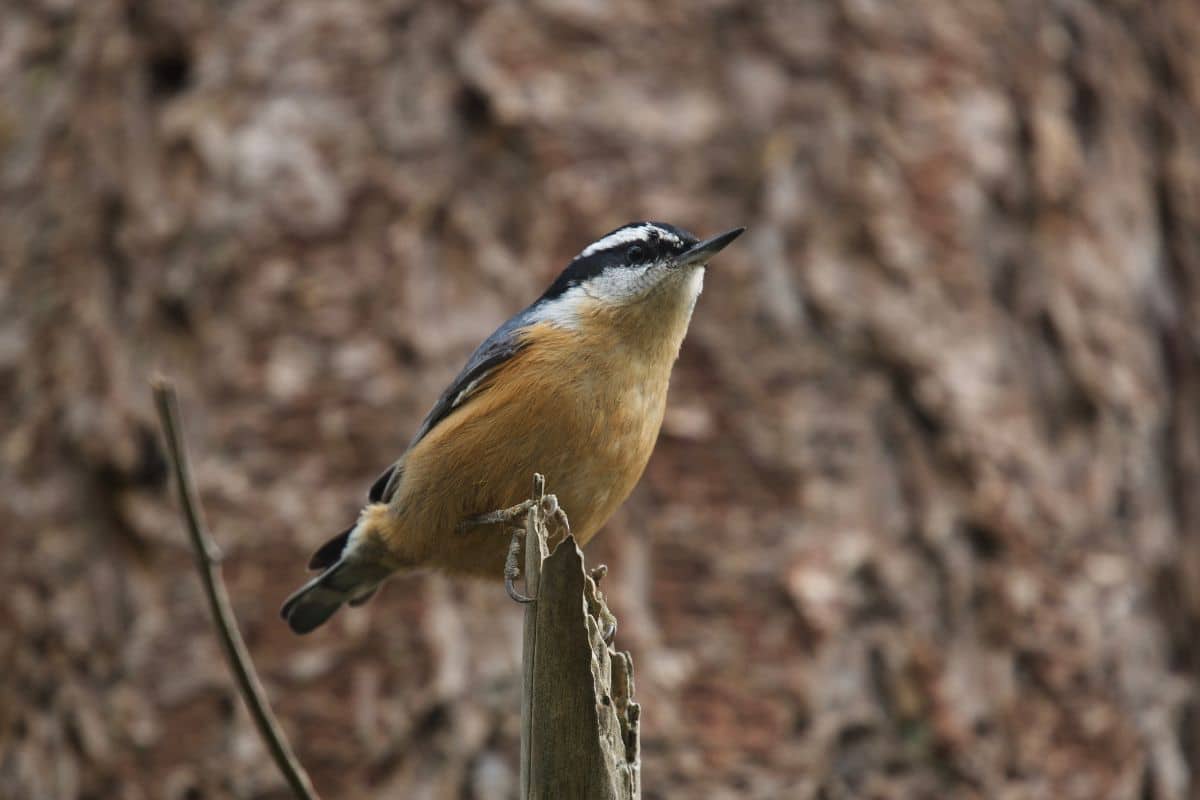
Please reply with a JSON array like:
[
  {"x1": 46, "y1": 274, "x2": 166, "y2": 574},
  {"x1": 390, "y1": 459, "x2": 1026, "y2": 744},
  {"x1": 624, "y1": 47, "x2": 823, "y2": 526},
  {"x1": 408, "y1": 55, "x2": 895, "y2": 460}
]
[{"x1": 536, "y1": 222, "x2": 701, "y2": 303}]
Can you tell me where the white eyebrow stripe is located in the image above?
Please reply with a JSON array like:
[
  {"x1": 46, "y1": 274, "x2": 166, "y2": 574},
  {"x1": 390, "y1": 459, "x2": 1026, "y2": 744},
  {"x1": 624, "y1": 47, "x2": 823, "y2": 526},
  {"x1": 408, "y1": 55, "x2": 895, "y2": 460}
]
[{"x1": 578, "y1": 225, "x2": 680, "y2": 258}]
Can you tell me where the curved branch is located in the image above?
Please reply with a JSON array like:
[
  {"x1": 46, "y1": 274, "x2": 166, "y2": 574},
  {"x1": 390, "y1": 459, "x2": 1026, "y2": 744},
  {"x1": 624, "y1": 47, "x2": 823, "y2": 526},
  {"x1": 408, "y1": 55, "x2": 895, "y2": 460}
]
[{"x1": 152, "y1": 379, "x2": 319, "y2": 800}]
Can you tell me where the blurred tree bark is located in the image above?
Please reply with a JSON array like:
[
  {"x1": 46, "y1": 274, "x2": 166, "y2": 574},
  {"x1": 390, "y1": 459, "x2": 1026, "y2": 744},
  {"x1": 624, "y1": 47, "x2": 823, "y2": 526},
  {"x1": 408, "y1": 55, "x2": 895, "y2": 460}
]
[{"x1": 2, "y1": 1, "x2": 1200, "y2": 798}]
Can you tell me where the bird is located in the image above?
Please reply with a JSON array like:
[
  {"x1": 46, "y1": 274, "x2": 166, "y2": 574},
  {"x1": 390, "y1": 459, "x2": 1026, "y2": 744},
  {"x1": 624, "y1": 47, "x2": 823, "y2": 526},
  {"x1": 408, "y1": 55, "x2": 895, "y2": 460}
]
[{"x1": 281, "y1": 221, "x2": 744, "y2": 634}]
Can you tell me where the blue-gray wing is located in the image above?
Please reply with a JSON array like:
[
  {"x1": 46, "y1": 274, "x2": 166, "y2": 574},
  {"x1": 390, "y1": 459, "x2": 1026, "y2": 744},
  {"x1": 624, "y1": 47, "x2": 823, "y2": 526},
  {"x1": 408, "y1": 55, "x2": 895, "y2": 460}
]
[
  {"x1": 367, "y1": 313, "x2": 532, "y2": 504},
  {"x1": 408, "y1": 314, "x2": 532, "y2": 447}
]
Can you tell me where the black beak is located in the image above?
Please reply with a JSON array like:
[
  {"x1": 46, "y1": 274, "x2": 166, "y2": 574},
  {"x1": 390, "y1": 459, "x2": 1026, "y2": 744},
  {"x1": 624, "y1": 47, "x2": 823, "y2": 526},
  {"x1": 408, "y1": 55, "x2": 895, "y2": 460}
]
[{"x1": 676, "y1": 227, "x2": 746, "y2": 267}]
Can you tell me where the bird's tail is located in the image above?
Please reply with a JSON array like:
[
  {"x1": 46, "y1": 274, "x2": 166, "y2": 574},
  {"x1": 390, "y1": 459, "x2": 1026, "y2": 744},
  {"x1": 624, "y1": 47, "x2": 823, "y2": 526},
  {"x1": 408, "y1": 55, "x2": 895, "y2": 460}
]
[
  {"x1": 280, "y1": 564, "x2": 356, "y2": 634},
  {"x1": 281, "y1": 505, "x2": 393, "y2": 634}
]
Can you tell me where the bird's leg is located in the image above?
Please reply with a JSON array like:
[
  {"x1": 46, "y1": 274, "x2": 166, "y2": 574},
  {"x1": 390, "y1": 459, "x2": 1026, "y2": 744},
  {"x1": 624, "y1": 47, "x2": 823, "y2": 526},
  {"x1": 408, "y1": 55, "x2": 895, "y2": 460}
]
[
  {"x1": 457, "y1": 499, "x2": 535, "y2": 532},
  {"x1": 466, "y1": 478, "x2": 568, "y2": 603},
  {"x1": 538, "y1": 492, "x2": 571, "y2": 549},
  {"x1": 504, "y1": 526, "x2": 534, "y2": 604}
]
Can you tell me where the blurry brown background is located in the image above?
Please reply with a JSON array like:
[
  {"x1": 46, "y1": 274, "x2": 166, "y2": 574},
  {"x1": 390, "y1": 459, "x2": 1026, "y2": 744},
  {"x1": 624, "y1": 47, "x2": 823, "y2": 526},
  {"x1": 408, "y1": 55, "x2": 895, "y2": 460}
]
[{"x1": 3, "y1": 1, "x2": 1200, "y2": 798}]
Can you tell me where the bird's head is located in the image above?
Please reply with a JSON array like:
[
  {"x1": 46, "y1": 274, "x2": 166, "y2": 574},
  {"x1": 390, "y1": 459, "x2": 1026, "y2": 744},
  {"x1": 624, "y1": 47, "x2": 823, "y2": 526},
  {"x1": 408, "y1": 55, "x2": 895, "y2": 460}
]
[{"x1": 531, "y1": 222, "x2": 744, "y2": 334}]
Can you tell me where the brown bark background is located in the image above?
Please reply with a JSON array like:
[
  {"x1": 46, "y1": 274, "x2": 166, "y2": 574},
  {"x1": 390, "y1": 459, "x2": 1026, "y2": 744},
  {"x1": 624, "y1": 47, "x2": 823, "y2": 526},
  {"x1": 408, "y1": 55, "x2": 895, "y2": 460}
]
[{"x1": 3, "y1": 1, "x2": 1200, "y2": 798}]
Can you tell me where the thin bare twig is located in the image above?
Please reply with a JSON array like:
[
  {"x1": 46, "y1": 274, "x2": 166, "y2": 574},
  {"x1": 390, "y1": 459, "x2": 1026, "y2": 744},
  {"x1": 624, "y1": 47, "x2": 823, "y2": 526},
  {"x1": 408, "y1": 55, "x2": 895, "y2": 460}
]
[{"x1": 152, "y1": 379, "x2": 319, "y2": 800}]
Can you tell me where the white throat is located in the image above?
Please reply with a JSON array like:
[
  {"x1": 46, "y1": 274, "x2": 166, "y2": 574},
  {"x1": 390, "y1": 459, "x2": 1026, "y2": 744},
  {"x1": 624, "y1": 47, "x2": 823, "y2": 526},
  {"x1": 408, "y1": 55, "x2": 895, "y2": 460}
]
[{"x1": 529, "y1": 265, "x2": 705, "y2": 344}]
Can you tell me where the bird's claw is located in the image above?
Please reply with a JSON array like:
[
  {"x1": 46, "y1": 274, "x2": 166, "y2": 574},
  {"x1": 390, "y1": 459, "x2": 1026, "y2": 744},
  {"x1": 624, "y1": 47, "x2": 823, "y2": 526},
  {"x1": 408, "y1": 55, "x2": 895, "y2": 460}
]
[
  {"x1": 458, "y1": 499, "x2": 535, "y2": 532},
  {"x1": 539, "y1": 493, "x2": 572, "y2": 547},
  {"x1": 470, "y1": 478, "x2": 572, "y2": 603},
  {"x1": 506, "y1": 576, "x2": 534, "y2": 604},
  {"x1": 504, "y1": 526, "x2": 534, "y2": 604}
]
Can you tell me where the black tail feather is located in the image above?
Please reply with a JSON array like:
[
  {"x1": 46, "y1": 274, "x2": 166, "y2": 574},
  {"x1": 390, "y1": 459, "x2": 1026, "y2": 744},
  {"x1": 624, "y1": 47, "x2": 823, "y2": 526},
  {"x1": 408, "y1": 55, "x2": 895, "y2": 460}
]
[
  {"x1": 281, "y1": 563, "x2": 352, "y2": 634},
  {"x1": 348, "y1": 586, "x2": 379, "y2": 607},
  {"x1": 308, "y1": 525, "x2": 353, "y2": 570}
]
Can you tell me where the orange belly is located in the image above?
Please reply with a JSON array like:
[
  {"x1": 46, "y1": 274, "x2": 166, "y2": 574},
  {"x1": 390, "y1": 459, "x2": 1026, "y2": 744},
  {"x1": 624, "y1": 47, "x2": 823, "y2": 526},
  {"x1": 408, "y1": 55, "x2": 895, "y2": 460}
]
[{"x1": 383, "y1": 322, "x2": 673, "y2": 578}]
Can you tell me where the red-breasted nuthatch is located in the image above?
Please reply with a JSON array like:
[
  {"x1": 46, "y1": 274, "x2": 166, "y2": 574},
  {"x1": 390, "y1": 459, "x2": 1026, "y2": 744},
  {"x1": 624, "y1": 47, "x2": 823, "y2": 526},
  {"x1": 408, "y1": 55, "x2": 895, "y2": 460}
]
[{"x1": 282, "y1": 221, "x2": 744, "y2": 633}]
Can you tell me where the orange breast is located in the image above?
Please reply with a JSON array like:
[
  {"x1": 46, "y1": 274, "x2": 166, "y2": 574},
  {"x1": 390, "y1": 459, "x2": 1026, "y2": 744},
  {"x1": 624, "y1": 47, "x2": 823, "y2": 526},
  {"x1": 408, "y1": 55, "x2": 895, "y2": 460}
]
[{"x1": 386, "y1": 318, "x2": 676, "y2": 578}]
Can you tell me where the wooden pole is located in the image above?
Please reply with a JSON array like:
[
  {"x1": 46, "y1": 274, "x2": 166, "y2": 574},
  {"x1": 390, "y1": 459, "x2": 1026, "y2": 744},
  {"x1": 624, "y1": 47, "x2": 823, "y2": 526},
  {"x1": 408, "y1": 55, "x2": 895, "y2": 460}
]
[{"x1": 518, "y1": 475, "x2": 641, "y2": 800}]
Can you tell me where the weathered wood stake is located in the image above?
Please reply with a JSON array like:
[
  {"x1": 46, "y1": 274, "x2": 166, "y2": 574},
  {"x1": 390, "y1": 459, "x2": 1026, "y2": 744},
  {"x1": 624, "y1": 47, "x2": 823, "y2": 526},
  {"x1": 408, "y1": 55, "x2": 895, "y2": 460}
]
[{"x1": 518, "y1": 475, "x2": 641, "y2": 800}]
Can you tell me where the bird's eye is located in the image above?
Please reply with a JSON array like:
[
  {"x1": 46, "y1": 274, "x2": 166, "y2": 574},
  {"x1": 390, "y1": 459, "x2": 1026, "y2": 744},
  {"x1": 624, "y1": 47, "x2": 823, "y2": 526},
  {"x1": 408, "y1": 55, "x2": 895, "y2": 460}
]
[{"x1": 627, "y1": 244, "x2": 646, "y2": 261}]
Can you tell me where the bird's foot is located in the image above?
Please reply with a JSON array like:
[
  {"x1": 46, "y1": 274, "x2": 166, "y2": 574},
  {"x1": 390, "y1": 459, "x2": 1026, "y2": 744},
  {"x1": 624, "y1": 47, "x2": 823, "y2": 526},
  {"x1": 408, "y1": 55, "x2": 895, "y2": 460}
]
[
  {"x1": 504, "y1": 526, "x2": 534, "y2": 603},
  {"x1": 465, "y1": 475, "x2": 572, "y2": 603},
  {"x1": 539, "y1": 493, "x2": 571, "y2": 548},
  {"x1": 457, "y1": 499, "x2": 535, "y2": 532}
]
